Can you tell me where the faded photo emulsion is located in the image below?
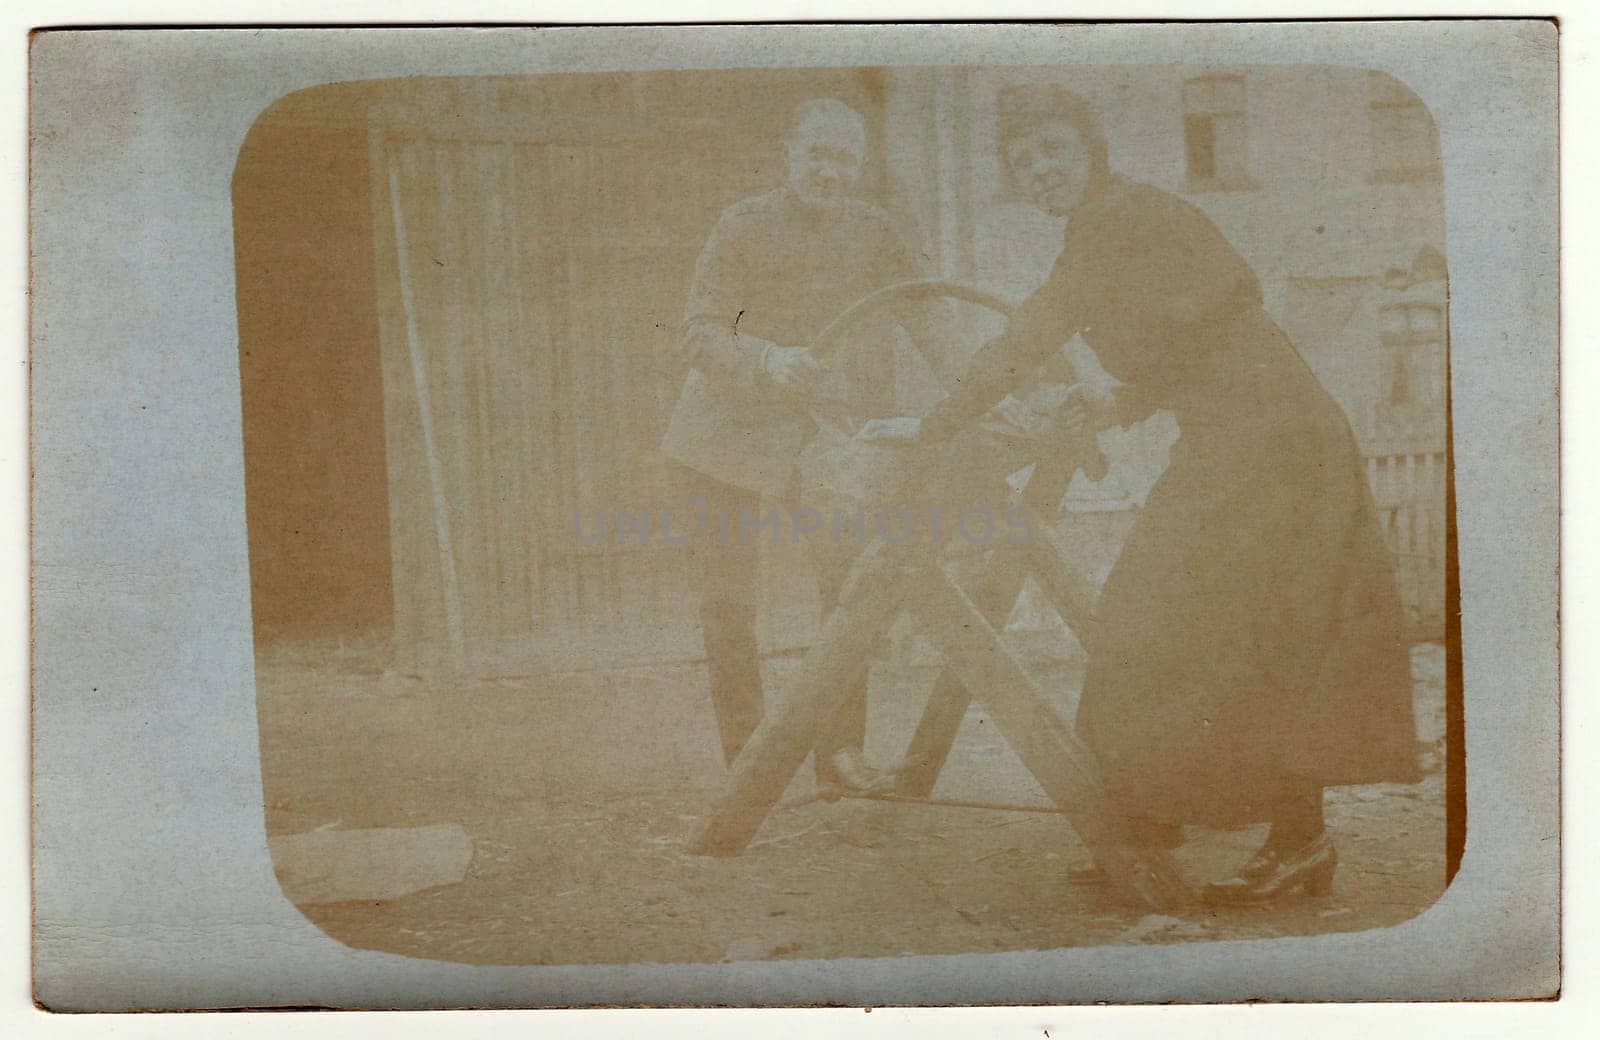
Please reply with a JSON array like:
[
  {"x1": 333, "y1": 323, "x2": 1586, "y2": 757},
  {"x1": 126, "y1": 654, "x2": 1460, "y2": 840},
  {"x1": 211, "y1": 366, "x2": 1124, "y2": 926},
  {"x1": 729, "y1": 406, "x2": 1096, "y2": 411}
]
[{"x1": 235, "y1": 66, "x2": 1456, "y2": 968}]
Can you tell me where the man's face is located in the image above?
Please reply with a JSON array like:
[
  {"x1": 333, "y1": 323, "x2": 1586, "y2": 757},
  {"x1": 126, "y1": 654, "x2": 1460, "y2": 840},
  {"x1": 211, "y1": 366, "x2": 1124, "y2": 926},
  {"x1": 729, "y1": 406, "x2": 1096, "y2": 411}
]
[
  {"x1": 785, "y1": 115, "x2": 866, "y2": 207},
  {"x1": 1006, "y1": 120, "x2": 1094, "y2": 217}
]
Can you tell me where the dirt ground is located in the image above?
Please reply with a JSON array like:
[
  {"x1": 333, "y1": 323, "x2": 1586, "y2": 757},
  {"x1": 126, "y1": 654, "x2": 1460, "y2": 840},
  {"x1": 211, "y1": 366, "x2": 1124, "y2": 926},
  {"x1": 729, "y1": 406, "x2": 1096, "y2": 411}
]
[{"x1": 256, "y1": 635, "x2": 1448, "y2": 967}]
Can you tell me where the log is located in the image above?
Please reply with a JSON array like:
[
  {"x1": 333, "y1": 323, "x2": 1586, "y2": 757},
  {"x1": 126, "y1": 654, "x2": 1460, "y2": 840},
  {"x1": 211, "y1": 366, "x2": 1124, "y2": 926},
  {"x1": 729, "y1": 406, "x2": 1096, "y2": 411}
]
[{"x1": 269, "y1": 824, "x2": 473, "y2": 905}]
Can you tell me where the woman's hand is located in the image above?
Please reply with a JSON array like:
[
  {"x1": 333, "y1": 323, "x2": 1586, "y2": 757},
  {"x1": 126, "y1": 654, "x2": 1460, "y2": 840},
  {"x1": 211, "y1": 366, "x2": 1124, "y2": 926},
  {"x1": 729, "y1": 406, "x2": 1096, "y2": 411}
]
[{"x1": 857, "y1": 416, "x2": 926, "y2": 447}]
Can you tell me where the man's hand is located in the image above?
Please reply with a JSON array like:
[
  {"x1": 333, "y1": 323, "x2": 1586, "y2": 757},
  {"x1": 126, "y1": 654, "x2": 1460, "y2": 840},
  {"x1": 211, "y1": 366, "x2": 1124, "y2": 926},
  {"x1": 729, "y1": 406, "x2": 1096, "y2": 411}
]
[
  {"x1": 1055, "y1": 381, "x2": 1118, "y2": 438},
  {"x1": 761, "y1": 345, "x2": 826, "y2": 398},
  {"x1": 857, "y1": 415, "x2": 925, "y2": 447}
]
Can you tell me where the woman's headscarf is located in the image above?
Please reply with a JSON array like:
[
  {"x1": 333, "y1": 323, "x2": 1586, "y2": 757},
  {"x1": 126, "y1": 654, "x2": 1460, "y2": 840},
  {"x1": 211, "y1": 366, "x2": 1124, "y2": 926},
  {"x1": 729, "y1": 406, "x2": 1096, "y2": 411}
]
[{"x1": 996, "y1": 83, "x2": 1112, "y2": 200}]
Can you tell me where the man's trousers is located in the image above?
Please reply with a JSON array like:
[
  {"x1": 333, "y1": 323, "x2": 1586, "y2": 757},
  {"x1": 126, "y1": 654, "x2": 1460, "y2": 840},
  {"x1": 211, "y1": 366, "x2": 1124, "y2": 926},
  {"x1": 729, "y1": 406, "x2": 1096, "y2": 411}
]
[{"x1": 682, "y1": 467, "x2": 868, "y2": 778}]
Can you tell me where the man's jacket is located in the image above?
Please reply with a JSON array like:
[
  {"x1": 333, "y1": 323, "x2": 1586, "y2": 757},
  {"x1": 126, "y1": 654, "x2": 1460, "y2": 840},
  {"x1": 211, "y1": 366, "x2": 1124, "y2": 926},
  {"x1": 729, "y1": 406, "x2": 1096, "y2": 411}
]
[{"x1": 661, "y1": 186, "x2": 921, "y2": 497}]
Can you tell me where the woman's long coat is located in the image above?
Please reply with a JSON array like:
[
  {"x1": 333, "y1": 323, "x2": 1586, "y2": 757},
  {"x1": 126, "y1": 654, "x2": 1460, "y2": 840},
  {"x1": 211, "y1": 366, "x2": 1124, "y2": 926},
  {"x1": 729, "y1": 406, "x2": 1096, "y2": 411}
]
[{"x1": 924, "y1": 174, "x2": 1421, "y2": 827}]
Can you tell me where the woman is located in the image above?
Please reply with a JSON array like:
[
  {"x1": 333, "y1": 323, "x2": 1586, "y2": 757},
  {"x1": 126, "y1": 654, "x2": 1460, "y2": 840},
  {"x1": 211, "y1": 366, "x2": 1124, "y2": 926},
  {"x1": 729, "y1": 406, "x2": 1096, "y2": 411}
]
[{"x1": 862, "y1": 84, "x2": 1420, "y2": 903}]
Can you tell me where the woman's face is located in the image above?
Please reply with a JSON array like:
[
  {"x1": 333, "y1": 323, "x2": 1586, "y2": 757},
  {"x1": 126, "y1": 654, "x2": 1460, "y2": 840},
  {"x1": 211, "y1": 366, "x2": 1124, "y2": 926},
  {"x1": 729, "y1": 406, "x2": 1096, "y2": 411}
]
[{"x1": 1006, "y1": 120, "x2": 1095, "y2": 216}]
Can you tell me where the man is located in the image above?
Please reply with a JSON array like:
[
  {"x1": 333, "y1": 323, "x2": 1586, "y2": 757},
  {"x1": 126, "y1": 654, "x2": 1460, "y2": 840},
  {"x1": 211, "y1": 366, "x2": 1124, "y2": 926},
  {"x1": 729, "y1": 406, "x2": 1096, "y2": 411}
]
[{"x1": 661, "y1": 97, "x2": 962, "y2": 787}]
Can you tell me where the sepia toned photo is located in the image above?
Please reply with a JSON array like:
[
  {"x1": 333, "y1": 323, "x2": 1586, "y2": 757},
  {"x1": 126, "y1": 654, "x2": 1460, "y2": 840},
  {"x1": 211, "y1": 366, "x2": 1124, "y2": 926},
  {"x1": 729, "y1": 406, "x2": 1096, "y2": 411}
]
[
  {"x1": 28, "y1": 21, "x2": 1559, "y2": 1010},
  {"x1": 238, "y1": 64, "x2": 1455, "y2": 966}
]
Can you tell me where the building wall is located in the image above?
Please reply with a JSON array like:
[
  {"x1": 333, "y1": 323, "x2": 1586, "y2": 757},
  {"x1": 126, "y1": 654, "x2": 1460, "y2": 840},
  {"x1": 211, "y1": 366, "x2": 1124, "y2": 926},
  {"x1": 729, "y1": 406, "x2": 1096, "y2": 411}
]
[
  {"x1": 889, "y1": 65, "x2": 1449, "y2": 450},
  {"x1": 234, "y1": 82, "x2": 395, "y2": 644}
]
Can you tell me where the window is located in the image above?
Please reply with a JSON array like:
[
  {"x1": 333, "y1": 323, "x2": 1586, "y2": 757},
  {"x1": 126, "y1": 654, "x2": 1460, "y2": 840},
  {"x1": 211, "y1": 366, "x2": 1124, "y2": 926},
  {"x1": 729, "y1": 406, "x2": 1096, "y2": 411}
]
[
  {"x1": 1369, "y1": 73, "x2": 1442, "y2": 183},
  {"x1": 1182, "y1": 74, "x2": 1253, "y2": 191},
  {"x1": 1379, "y1": 303, "x2": 1444, "y2": 407}
]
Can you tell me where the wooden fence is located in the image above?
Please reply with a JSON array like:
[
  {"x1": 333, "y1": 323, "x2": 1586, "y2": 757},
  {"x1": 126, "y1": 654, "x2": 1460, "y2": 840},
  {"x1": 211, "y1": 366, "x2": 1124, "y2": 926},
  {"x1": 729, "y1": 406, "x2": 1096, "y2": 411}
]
[{"x1": 1364, "y1": 448, "x2": 1448, "y2": 642}]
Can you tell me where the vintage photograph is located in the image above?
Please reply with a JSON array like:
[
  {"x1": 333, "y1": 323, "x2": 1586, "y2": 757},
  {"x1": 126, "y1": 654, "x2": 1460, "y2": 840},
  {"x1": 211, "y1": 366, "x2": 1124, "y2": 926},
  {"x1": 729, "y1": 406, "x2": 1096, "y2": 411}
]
[{"x1": 235, "y1": 64, "x2": 1455, "y2": 967}]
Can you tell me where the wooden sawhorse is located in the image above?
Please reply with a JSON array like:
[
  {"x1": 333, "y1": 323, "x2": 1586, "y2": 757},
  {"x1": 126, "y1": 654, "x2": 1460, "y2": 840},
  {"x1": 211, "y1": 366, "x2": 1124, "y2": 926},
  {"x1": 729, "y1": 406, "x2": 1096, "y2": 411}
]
[{"x1": 687, "y1": 455, "x2": 1194, "y2": 912}]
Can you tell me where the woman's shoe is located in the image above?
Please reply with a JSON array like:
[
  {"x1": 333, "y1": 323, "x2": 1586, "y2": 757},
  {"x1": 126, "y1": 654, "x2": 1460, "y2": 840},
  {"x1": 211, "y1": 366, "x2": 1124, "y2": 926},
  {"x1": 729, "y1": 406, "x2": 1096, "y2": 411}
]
[
  {"x1": 1066, "y1": 863, "x2": 1109, "y2": 886},
  {"x1": 1202, "y1": 834, "x2": 1337, "y2": 905}
]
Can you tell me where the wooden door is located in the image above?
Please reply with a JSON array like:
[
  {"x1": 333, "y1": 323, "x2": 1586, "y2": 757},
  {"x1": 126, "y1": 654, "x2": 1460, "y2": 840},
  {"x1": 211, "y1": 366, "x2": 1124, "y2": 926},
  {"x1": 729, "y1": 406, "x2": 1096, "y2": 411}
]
[{"x1": 368, "y1": 72, "x2": 888, "y2": 676}]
